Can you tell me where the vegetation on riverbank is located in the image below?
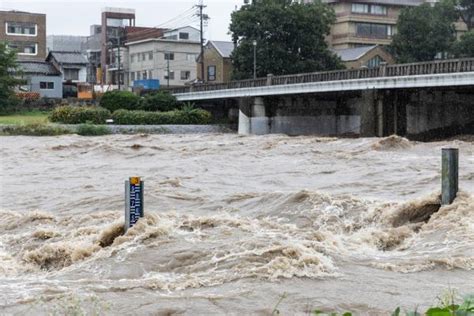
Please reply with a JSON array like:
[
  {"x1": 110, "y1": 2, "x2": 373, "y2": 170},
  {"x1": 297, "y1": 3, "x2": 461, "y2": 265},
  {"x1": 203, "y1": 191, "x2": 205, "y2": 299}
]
[{"x1": 0, "y1": 111, "x2": 49, "y2": 125}]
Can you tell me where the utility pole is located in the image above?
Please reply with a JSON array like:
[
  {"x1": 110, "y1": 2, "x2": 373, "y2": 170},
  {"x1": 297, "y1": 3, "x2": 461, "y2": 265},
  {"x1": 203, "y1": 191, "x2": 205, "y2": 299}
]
[
  {"x1": 118, "y1": 35, "x2": 121, "y2": 90},
  {"x1": 195, "y1": 1, "x2": 208, "y2": 83}
]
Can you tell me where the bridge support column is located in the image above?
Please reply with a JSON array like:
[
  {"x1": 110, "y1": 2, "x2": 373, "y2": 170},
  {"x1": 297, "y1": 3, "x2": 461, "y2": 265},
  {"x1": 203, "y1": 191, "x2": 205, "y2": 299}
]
[
  {"x1": 238, "y1": 99, "x2": 251, "y2": 135},
  {"x1": 360, "y1": 90, "x2": 377, "y2": 137},
  {"x1": 238, "y1": 97, "x2": 270, "y2": 135},
  {"x1": 250, "y1": 97, "x2": 270, "y2": 135}
]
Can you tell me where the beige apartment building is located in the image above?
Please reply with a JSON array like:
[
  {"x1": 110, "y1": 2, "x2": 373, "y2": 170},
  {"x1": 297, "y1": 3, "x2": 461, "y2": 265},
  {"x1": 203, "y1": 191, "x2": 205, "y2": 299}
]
[
  {"x1": 321, "y1": 0, "x2": 425, "y2": 49},
  {"x1": 0, "y1": 10, "x2": 47, "y2": 61}
]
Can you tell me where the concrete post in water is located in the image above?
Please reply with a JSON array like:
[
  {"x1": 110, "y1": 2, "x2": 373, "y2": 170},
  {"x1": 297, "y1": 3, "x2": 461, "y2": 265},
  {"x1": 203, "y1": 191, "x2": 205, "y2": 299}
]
[
  {"x1": 441, "y1": 148, "x2": 459, "y2": 205},
  {"x1": 125, "y1": 177, "x2": 144, "y2": 231},
  {"x1": 250, "y1": 97, "x2": 270, "y2": 135}
]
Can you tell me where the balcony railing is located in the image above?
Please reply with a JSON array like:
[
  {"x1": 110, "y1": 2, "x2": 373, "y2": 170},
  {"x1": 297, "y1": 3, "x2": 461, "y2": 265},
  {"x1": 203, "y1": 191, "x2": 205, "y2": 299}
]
[{"x1": 167, "y1": 58, "x2": 474, "y2": 95}]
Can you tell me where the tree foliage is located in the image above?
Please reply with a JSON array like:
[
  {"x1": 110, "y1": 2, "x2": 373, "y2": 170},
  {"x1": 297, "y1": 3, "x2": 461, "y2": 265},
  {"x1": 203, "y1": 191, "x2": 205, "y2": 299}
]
[
  {"x1": 390, "y1": 1, "x2": 458, "y2": 63},
  {"x1": 229, "y1": 0, "x2": 342, "y2": 80},
  {"x1": 0, "y1": 42, "x2": 22, "y2": 111},
  {"x1": 452, "y1": 30, "x2": 474, "y2": 57},
  {"x1": 457, "y1": 0, "x2": 474, "y2": 31}
]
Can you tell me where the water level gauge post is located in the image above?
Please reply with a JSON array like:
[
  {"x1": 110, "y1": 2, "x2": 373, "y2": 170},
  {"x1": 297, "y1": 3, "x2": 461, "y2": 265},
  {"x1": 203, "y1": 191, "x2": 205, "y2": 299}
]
[
  {"x1": 441, "y1": 148, "x2": 458, "y2": 205},
  {"x1": 125, "y1": 176, "x2": 144, "y2": 231}
]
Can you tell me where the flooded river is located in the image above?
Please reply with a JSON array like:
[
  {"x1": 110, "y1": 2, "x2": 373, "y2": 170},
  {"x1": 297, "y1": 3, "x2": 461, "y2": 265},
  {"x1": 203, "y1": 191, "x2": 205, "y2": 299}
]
[{"x1": 0, "y1": 134, "x2": 473, "y2": 315}]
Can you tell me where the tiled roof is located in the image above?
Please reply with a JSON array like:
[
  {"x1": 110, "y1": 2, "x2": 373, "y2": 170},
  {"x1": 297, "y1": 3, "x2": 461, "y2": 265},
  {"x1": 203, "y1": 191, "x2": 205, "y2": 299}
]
[
  {"x1": 332, "y1": 45, "x2": 378, "y2": 61},
  {"x1": 48, "y1": 51, "x2": 88, "y2": 65},
  {"x1": 210, "y1": 41, "x2": 234, "y2": 58},
  {"x1": 17, "y1": 61, "x2": 61, "y2": 75}
]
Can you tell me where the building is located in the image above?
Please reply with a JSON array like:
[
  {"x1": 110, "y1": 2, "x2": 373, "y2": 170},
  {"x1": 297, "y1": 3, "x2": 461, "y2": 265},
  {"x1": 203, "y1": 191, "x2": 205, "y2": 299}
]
[
  {"x1": 16, "y1": 61, "x2": 63, "y2": 98},
  {"x1": 47, "y1": 35, "x2": 88, "y2": 53},
  {"x1": 197, "y1": 40, "x2": 234, "y2": 83},
  {"x1": 125, "y1": 26, "x2": 201, "y2": 89},
  {"x1": 100, "y1": 7, "x2": 136, "y2": 85},
  {"x1": 46, "y1": 51, "x2": 88, "y2": 83},
  {"x1": 333, "y1": 44, "x2": 395, "y2": 68},
  {"x1": 320, "y1": 0, "x2": 425, "y2": 49},
  {"x1": 0, "y1": 10, "x2": 47, "y2": 61}
]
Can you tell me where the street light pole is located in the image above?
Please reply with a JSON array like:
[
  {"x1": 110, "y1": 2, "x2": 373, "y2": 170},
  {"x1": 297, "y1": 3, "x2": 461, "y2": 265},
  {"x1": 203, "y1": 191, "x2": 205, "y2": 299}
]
[{"x1": 253, "y1": 40, "x2": 257, "y2": 80}]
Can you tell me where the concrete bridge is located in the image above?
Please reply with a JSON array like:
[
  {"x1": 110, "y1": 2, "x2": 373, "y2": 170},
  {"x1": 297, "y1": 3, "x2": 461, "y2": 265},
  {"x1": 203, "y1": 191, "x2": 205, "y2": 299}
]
[{"x1": 170, "y1": 59, "x2": 474, "y2": 139}]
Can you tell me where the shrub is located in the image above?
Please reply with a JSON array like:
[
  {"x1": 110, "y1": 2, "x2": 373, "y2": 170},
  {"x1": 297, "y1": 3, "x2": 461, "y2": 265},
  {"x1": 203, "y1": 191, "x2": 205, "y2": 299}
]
[
  {"x1": 111, "y1": 109, "x2": 212, "y2": 125},
  {"x1": 76, "y1": 124, "x2": 111, "y2": 136},
  {"x1": 138, "y1": 91, "x2": 178, "y2": 112},
  {"x1": 99, "y1": 91, "x2": 140, "y2": 112},
  {"x1": 49, "y1": 106, "x2": 111, "y2": 124},
  {"x1": 0, "y1": 123, "x2": 71, "y2": 136}
]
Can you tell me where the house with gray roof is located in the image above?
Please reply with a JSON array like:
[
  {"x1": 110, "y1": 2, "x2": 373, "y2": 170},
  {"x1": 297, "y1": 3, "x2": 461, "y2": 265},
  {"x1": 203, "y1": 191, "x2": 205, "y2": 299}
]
[
  {"x1": 16, "y1": 61, "x2": 63, "y2": 98},
  {"x1": 332, "y1": 45, "x2": 395, "y2": 69},
  {"x1": 46, "y1": 51, "x2": 88, "y2": 83},
  {"x1": 197, "y1": 40, "x2": 235, "y2": 83}
]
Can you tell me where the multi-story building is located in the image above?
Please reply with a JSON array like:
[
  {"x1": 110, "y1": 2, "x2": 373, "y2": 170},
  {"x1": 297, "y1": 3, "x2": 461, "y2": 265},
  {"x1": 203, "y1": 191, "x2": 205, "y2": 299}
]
[
  {"x1": 125, "y1": 26, "x2": 201, "y2": 89},
  {"x1": 322, "y1": 0, "x2": 425, "y2": 49},
  {"x1": 0, "y1": 10, "x2": 47, "y2": 61}
]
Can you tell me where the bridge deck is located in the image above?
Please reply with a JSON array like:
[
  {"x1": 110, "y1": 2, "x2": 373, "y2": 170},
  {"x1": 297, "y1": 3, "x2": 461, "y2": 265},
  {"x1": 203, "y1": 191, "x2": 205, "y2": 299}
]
[{"x1": 170, "y1": 58, "x2": 474, "y2": 101}]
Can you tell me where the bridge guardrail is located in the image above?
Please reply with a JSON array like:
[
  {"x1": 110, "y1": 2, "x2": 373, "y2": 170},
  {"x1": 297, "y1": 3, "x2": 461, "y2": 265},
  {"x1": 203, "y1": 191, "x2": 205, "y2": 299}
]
[{"x1": 168, "y1": 58, "x2": 474, "y2": 95}]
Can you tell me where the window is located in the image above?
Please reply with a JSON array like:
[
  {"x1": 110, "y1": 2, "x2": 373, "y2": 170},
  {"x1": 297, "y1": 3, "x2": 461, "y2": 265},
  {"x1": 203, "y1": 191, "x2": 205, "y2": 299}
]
[
  {"x1": 179, "y1": 32, "x2": 189, "y2": 40},
  {"x1": 39, "y1": 82, "x2": 54, "y2": 90},
  {"x1": 7, "y1": 42, "x2": 38, "y2": 55},
  {"x1": 186, "y1": 53, "x2": 197, "y2": 62},
  {"x1": 352, "y1": 3, "x2": 387, "y2": 15},
  {"x1": 148, "y1": 70, "x2": 153, "y2": 79},
  {"x1": 207, "y1": 65, "x2": 216, "y2": 81},
  {"x1": 131, "y1": 54, "x2": 136, "y2": 63},
  {"x1": 137, "y1": 72, "x2": 141, "y2": 80},
  {"x1": 142, "y1": 53, "x2": 146, "y2": 61},
  {"x1": 180, "y1": 70, "x2": 191, "y2": 80},
  {"x1": 64, "y1": 69, "x2": 79, "y2": 81},
  {"x1": 355, "y1": 23, "x2": 392, "y2": 39},
  {"x1": 6, "y1": 22, "x2": 37, "y2": 36},
  {"x1": 164, "y1": 70, "x2": 175, "y2": 80},
  {"x1": 142, "y1": 71, "x2": 147, "y2": 80},
  {"x1": 148, "y1": 51, "x2": 153, "y2": 60},
  {"x1": 352, "y1": 4, "x2": 369, "y2": 14},
  {"x1": 164, "y1": 52, "x2": 174, "y2": 60},
  {"x1": 367, "y1": 55, "x2": 384, "y2": 68},
  {"x1": 131, "y1": 72, "x2": 135, "y2": 81}
]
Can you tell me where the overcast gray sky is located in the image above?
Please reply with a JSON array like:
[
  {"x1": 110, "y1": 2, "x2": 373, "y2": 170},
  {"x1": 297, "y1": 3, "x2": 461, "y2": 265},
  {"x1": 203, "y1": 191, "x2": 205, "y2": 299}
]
[{"x1": 0, "y1": 0, "x2": 242, "y2": 41}]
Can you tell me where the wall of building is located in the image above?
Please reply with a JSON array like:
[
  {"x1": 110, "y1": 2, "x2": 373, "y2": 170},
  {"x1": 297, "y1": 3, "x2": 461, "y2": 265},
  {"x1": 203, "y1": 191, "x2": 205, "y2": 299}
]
[
  {"x1": 0, "y1": 11, "x2": 47, "y2": 61},
  {"x1": 26, "y1": 75, "x2": 63, "y2": 98},
  {"x1": 163, "y1": 26, "x2": 200, "y2": 42},
  {"x1": 127, "y1": 40, "x2": 200, "y2": 87}
]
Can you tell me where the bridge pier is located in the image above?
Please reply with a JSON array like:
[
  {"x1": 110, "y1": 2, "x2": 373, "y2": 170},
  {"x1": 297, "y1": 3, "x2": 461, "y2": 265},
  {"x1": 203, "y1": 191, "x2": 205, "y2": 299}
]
[{"x1": 238, "y1": 97, "x2": 270, "y2": 135}]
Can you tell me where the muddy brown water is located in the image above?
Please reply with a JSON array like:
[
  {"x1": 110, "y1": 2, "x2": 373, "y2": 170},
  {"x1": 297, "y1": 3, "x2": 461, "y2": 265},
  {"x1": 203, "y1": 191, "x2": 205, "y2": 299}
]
[{"x1": 0, "y1": 134, "x2": 473, "y2": 315}]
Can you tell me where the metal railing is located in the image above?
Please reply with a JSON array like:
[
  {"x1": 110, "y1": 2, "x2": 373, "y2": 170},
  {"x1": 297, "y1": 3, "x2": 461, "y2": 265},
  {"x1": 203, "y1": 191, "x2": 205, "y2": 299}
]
[{"x1": 168, "y1": 58, "x2": 474, "y2": 95}]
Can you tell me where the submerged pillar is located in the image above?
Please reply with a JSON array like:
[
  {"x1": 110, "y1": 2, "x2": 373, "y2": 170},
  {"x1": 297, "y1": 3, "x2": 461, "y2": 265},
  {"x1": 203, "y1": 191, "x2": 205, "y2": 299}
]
[
  {"x1": 250, "y1": 97, "x2": 270, "y2": 135},
  {"x1": 238, "y1": 98, "x2": 251, "y2": 135}
]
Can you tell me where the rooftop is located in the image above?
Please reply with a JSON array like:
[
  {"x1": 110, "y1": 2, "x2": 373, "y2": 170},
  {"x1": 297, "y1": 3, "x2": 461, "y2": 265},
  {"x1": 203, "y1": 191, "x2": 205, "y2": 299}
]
[
  {"x1": 210, "y1": 41, "x2": 234, "y2": 58},
  {"x1": 48, "y1": 51, "x2": 88, "y2": 65},
  {"x1": 332, "y1": 45, "x2": 378, "y2": 61},
  {"x1": 17, "y1": 61, "x2": 61, "y2": 76}
]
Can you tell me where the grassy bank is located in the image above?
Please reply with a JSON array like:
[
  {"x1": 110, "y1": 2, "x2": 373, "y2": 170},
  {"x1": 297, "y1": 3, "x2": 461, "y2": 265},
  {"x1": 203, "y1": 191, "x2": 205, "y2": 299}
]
[{"x1": 0, "y1": 111, "x2": 50, "y2": 125}]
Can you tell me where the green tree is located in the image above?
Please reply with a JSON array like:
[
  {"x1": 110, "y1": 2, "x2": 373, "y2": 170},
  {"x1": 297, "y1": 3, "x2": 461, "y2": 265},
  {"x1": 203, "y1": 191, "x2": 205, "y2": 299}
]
[
  {"x1": 452, "y1": 30, "x2": 474, "y2": 57},
  {"x1": 457, "y1": 0, "x2": 474, "y2": 31},
  {"x1": 0, "y1": 42, "x2": 21, "y2": 111},
  {"x1": 390, "y1": 1, "x2": 458, "y2": 63},
  {"x1": 229, "y1": 0, "x2": 342, "y2": 80}
]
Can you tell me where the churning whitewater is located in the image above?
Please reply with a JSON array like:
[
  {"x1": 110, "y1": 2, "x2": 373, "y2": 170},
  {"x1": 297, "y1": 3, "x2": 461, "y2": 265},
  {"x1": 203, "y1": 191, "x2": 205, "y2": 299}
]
[{"x1": 0, "y1": 134, "x2": 473, "y2": 315}]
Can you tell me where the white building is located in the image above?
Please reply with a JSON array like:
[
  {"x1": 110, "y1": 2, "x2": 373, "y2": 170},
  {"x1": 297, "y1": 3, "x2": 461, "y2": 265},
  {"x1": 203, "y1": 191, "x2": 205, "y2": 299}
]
[{"x1": 125, "y1": 26, "x2": 201, "y2": 89}]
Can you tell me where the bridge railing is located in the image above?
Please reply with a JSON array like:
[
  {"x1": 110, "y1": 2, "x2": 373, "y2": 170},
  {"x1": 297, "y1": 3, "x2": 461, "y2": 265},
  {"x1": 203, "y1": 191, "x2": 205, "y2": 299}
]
[{"x1": 168, "y1": 58, "x2": 474, "y2": 94}]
